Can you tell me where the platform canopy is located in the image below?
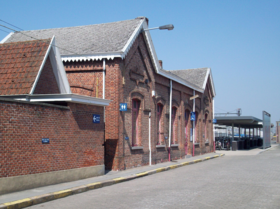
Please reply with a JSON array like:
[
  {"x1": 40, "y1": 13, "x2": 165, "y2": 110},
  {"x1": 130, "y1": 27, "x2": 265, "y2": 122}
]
[{"x1": 215, "y1": 116, "x2": 263, "y2": 128}]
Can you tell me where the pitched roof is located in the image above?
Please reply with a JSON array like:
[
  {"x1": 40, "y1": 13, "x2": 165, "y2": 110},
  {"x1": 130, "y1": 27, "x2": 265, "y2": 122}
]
[
  {"x1": 0, "y1": 39, "x2": 51, "y2": 95},
  {"x1": 4, "y1": 19, "x2": 143, "y2": 56},
  {"x1": 166, "y1": 67, "x2": 216, "y2": 96},
  {"x1": 167, "y1": 68, "x2": 209, "y2": 89}
]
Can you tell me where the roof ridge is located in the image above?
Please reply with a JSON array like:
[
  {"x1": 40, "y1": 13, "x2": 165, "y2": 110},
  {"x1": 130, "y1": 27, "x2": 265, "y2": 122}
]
[
  {"x1": 168, "y1": 67, "x2": 210, "y2": 72},
  {"x1": 0, "y1": 38, "x2": 51, "y2": 46},
  {"x1": 14, "y1": 18, "x2": 141, "y2": 33}
]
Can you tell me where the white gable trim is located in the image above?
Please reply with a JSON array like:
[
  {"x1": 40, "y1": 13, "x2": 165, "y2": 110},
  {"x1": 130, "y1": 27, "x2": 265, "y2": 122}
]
[
  {"x1": 121, "y1": 19, "x2": 145, "y2": 58},
  {"x1": 30, "y1": 36, "x2": 72, "y2": 94},
  {"x1": 50, "y1": 37, "x2": 71, "y2": 94},
  {"x1": 141, "y1": 21, "x2": 203, "y2": 93},
  {"x1": 29, "y1": 38, "x2": 53, "y2": 94},
  {"x1": 202, "y1": 68, "x2": 210, "y2": 90},
  {"x1": 61, "y1": 52, "x2": 122, "y2": 62},
  {"x1": 209, "y1": 70, "x2": 216, "y2": 97},
  {"x1": 0, "y1": 32, "x2": 14, "y2": 44},
  {"x1": 201, "y1": 68, "x2": 216, "y2": 98}
]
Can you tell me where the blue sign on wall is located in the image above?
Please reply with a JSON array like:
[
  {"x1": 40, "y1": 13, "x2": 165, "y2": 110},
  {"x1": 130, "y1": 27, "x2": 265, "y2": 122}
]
[
  {"x1": 213, "y1": 118, "x2": 217, "y2": 124},
  {"x1": 125, "y1": 136, "x2": 129, "y2": 140},
  {"x1": 119, "y1": 103, "x2": 127, "y2": 111},
  {"x1": 190, "y1": 112, "x2": 196, "y2": 121},
  {"x1": 93, "y1": 114, "x2": 100, "y2": 123},
  {"x1": 42, "y1": 138, "x2": 49, "y2": 144}
]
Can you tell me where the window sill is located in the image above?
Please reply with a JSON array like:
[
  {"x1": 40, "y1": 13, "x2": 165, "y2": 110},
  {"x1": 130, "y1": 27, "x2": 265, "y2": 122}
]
[
  {"x1": 132, "y1": 146, "x2": 143, "y2": 150},
  {"x1": 156, "y1": 145, "x2": 166, "y2": 148},
  {"x1": 171, "y1": 144, "x2": 179, "y2": 147}
]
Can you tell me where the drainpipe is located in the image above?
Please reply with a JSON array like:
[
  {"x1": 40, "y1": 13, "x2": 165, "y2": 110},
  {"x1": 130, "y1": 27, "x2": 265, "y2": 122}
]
[
  {"x1": 103, "y1": 59, "x2": 106, "y2": 121},
  {"x1": 103, "y1": 59, "x2": 106, "y2": 152},
  {"x1": 213, "y1": 98, "x2": 215, "y2": 152},
  {"x1": 149, "y1": 112, "x2": 152, "y2": 166},
  {"x1": 193, "y1": 90, "x2": 195, "y2": 157},
  {"x1": 168, "y1": 79, "x2": 172, "y2": 161}
]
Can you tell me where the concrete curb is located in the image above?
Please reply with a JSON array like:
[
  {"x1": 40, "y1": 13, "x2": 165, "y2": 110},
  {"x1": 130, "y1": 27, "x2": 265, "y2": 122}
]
[
  {"x1": 258, "y1": 144, "x2": 279, "y2": 154},
  {"x1": 0, "y1": 154, "x2": 224, "y2": 209}
]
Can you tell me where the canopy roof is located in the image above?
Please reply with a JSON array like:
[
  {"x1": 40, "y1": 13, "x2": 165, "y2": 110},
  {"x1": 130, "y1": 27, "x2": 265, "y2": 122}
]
[{"x1": 215, "y1": 116, "x2": 263, "y2": 128}]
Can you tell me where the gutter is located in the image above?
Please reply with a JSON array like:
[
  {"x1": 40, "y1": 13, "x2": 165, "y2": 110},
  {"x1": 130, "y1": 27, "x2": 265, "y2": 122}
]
[{"x1": 0, "y1": 94, "x2": 111, "y2": 107}]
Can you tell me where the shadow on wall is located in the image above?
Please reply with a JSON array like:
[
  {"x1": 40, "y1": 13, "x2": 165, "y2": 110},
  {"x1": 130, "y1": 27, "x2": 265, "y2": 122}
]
[{"x1": 105, "y1": 139, "x2": 118, "y2": 170}]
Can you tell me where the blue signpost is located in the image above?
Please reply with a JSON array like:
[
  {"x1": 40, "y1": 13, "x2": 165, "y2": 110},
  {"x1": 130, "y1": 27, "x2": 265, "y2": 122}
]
[
  {"x1": 213, "y1": 118, "x2": 217, "y2": 124},
  {"x1": 119, "y1": 103, "x2": 127, "y2": 111},
  {"x1": 190, "y1": 112, "x2": 196, "y2": 121},
  {"x1": 93, "y1": 114, "x2": 100, "y2": 123}
]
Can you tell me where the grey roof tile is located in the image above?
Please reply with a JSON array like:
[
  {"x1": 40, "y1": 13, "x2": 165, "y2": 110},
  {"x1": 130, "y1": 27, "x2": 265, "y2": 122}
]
[
  {"x1": 4, "y1": 19, "x2": 142, "y2": 55},
  {"x1": 167, "y1": 68, "x2": 209, "y2": 89}
]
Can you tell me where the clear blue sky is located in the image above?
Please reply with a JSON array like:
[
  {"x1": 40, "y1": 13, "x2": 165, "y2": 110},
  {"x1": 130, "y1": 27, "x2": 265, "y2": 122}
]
[{"x1": 1, "y1": 0, "x2": 280, "y2": 127}]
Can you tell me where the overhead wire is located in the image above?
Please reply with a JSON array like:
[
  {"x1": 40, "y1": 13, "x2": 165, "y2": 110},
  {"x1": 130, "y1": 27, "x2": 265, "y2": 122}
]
[
  {"x1": 0, "y1": 22, "x2": 78, "y2": 55},
  {"x1": 0, "y1": 19, "x2": 24, "y2": 31},
  {"x1": 0, "y1": 28, "x2": 9, "y2": 33}
]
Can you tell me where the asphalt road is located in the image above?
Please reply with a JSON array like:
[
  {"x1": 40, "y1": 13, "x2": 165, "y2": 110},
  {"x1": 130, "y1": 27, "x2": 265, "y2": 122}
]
[{"x1": 28, "y1": 146, "x2": 280, "y2": 209}]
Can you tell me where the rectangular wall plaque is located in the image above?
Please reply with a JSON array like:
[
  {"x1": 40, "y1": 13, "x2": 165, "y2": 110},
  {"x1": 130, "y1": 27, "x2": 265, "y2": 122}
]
[{"x1": 42, "y1": 138, "x2": 49, "y2": 144}]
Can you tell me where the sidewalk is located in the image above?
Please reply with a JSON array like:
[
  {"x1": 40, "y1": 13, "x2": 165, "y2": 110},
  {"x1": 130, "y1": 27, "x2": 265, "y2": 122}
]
[
  {"x1": 0, "y1": 152, "x2": 223, "y2": 208},
  {"x1": 215, "y1": 144, "x2": 279, "y2": 156}
]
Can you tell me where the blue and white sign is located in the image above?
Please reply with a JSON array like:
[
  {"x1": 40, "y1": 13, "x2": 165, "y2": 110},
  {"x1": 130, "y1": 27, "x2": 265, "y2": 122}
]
[
  {"x1": 125, "y1": 136, "x2": 129, "y2": 140},
  {"x1": 93, "y1": 114, "x2": 100, "y2": 123},
  {"x1": 190, "y1": 112, "x2": 196, "y2": 121},
  {"x1": 42, "y1": 138, "x2": 49, "y2": 144},
  {"x1": 119, "y1": 103, "x2": 127, "y2": 111},
  {"x1": 213, "y1": 118, "x2": 217, "y2": 124}
]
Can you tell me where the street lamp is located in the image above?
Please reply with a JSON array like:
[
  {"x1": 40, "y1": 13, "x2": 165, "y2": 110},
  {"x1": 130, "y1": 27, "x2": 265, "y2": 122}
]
[{"x1": 144, "y1": 24, "x2": 174, "y2": 31}]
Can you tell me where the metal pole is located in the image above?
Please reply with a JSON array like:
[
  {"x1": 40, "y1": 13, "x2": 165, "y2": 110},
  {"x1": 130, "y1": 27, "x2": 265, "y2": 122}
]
[
  {"x1": 232, "y1": 123, "x2": 234, "y2": 150},
  {"x1": 168, "y1": 80, "x2": 172, "y2": 161},
  {"x1": 149, "y1": 112, "x2": 151, "y2": 166},
  {"x1": 193, "y1": 90, "x2": 195, "y2": 156},
  {"x1": 213, "y1": 99, "x2": 215, "y2": 153}
]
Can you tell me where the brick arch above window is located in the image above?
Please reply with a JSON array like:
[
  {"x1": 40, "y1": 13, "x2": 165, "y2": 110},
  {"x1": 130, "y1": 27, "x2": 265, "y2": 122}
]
[
  {"x1": 184, "y1": 104, "x2": 192, "y2": 112},
  {"x1": 155, "y1": 96, "x2": 166, "y2": 106},
  {"x1": 129, "y1": 91, "x2": 145, "y2": 109},
  {"x1": 172, "y1": 99, "x2": 180, "y2": 108}
]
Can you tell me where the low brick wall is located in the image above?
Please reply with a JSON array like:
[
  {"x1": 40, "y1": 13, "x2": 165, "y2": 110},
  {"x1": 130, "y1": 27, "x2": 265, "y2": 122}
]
[{"x1": 0, "y1": 99, "x2": 105, "y2": 193}]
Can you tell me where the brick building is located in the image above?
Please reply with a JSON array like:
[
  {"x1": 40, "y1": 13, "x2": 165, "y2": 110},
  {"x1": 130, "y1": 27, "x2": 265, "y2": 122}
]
[
  {"x1": 2, "y1": 17, "x2": 216, "y2": 171},
  {"x1": 0, "y1": 38, "x2": 110, "y2": 194}
]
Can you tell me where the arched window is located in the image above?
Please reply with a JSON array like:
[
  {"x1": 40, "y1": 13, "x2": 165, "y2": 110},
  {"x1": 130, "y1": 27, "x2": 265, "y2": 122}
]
[
  {"x1": 185, "y1": 110, "x2": 190, "y2": 154},
  {"x1": 172, "y1": 107, "x2": 177, "y2": 144},
  {"x1": 195, "y1": 111, "x2": 199, "y2": 143},
  {"x1": 157, "y1": 103, "x2": 163, "y2": 145},
  {"x1": 204, "y1": 114, "x2": 208, "y2": 142},
  {"x1": 185, "y1": 110, "x2": 190, "y2": 143},
  {"x1": 132, "y1": 99, "x2": 140, "y2": 146}
]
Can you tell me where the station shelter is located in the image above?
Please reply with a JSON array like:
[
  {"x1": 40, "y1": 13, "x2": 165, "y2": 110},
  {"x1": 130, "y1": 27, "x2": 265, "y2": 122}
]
[{"x1": 215, "y1": 116, "x2": 263, "y2": 150}]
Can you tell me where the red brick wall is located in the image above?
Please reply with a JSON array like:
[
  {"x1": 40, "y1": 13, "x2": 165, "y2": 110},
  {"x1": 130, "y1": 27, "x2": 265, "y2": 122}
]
[
  {"x1": 0, "y1": 99, "x2": 104, "y2": 178},
  {"x1": 61, "y1": 33, "x2": 215, "y2": 170},
  {"x1": 64, "y1": 60, "x2": 103, "y2": 97},
  {"x1": 34, "y1": 57, "x2": 60, "y2": 94}
]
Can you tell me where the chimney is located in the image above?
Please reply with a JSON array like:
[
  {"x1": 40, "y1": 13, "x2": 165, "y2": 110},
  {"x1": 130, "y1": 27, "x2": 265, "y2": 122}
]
[
  {"x1": 159, "y1": 60, "x2": 163, "y2": 69},
  {"x1": 136, "y1": 16, "x2": 149, "y2": 26}
]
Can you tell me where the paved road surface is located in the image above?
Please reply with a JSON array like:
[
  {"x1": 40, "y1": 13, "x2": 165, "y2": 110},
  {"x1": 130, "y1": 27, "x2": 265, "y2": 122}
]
[{"x1": 28, "y1": 145, "x2": 280, "y2": 209}]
